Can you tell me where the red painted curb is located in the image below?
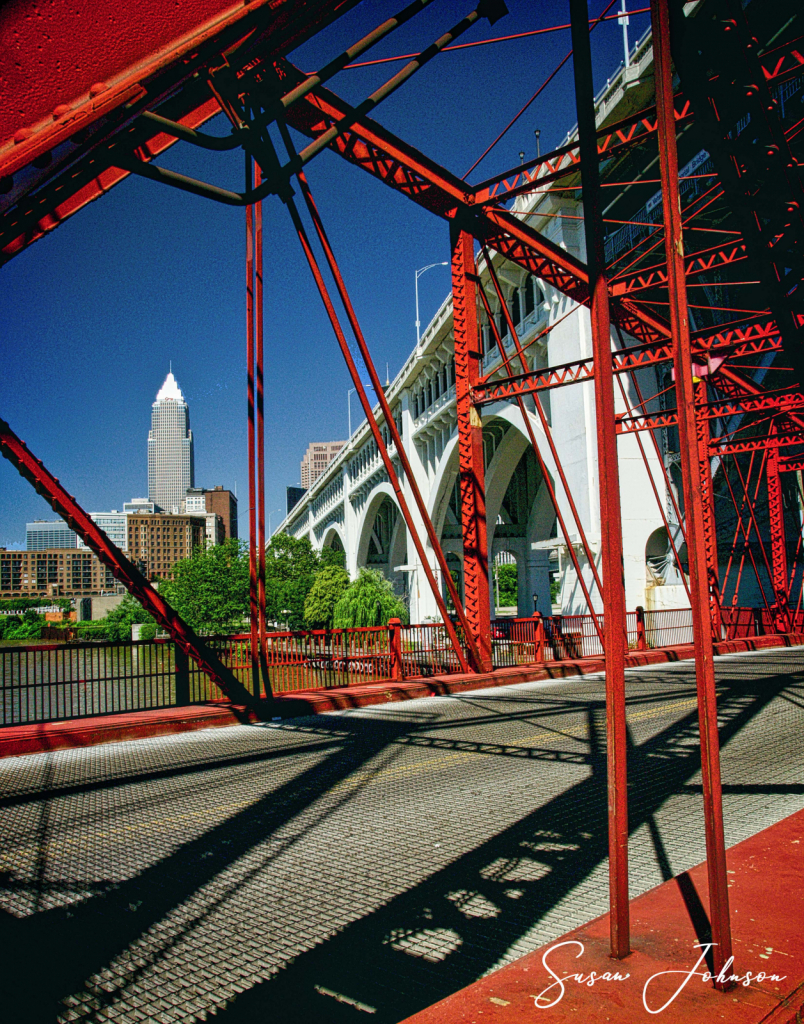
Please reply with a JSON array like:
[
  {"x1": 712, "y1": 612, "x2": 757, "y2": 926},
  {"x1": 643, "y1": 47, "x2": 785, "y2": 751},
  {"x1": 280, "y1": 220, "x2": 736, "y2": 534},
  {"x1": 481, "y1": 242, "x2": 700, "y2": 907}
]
[
  {"x1": 1, "y1": 633, "x2": 802, "y2": 758},
  {"x1": 400, "y1": 807, "x2": 804, "y2": 1024}
]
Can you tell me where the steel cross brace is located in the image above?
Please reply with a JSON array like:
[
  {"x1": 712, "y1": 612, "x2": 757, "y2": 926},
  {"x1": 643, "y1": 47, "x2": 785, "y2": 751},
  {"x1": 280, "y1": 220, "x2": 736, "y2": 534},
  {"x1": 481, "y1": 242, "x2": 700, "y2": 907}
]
[
  {"x1": 470, "y1": 32, "x2": 804, "y2": 206},
  {"x1": 766, "y1": 423, "x2": 792, "y2": 629},
  {"x1": 614, "y1": 386, "x2": 804, "y2": 435},
  {"x1": 472, "y1": 329, "x2": 785, "y2": 405},
  {"x1": 0, "y1": 417, "x2": 258, "y2": 708}
]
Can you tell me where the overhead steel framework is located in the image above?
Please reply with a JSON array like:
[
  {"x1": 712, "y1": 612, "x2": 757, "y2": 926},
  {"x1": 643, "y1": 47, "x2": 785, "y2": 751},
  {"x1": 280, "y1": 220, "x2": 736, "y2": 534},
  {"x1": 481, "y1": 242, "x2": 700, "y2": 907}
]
[{"x1": 2, "y1": 0, "x2": 803, "y2": 983}]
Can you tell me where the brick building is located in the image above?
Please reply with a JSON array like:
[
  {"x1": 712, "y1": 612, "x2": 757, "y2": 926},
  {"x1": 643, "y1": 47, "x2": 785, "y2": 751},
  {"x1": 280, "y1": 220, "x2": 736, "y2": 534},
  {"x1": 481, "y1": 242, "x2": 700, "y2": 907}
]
[
  {"x1": 203, "y1": 487, "x2": 238, "y2": 540},
  {"x1": 0, "y1": 548, "x2": 117, "y2": 598},
  {"x1": 126, "y1": 513, "x2": 206, "y2": 581},
  {"x1": 300, "y1": 441, "x2": 345, "y2": 489}
]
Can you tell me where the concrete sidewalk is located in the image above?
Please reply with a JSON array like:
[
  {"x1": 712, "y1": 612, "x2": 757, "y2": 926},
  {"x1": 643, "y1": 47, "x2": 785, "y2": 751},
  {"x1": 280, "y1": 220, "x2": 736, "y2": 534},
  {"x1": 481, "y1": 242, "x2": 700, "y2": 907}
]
[{"x1": 401, "y1": 807, "x2": 804, "y2": 1024}]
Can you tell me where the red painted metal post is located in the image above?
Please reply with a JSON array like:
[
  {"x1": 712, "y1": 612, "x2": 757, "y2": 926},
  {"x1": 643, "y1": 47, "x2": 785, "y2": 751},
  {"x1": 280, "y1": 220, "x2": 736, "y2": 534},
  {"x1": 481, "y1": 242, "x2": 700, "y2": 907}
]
[
  {"x1": 766, "y1": 423, "x2": 791, "y2": 631},
  {"x1": 651, "y1": 0, "x2": 734, "y2": 984},
  {"x1": 246, "y1": 157, "x2": 260, "y2": 697},
  {"x1": 452, "y1": 227, "x2": 492, "y2": 671},
  {"x1": 635, "y1": 606, "x2": 647, "y2": 651},
  {"x1": 0, "y1": 417, "x2": 257, "y2": 707},
  {"x1": 389, "y1": 617, "x2": 403, "y2": 681},
  {"x1": 254, "y1": 162, "x2": 269, "y2": 686},
  {"x1": 533, "y1": 612, "x2": 546, "y2": 662},
  {"x1": 695, "y1": 379, "x2": 723, "y2": 639},
  {"x1": 570, "y1": 0, "x2": 630, "y2": 960}
]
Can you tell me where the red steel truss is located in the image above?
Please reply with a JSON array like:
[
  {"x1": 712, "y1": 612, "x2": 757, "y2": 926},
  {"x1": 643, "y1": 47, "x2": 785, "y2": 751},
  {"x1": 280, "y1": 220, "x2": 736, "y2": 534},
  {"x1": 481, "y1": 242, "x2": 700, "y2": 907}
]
[{"x1": 2, "y1": 0, "x2": 804, "y2": 981}]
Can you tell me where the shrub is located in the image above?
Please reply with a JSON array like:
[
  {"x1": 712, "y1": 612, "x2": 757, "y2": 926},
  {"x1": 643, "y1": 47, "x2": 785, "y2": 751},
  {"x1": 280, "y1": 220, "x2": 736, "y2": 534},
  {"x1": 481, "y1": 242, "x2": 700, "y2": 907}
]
[
  {"x1": 333, "y1": 568, "x2": 408, "y2": 628},
  {"x1": 304, "y1": 566, "x2": 350, "y2": 629}
]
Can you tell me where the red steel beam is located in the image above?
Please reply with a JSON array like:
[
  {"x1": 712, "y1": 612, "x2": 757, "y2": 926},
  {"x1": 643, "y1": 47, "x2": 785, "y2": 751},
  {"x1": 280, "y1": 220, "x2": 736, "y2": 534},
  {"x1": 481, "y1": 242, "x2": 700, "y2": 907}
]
[
  {"x1": 470, "y1": 33, "x2": 804, "y2": 205},
  {"x1": 0, "y1": 417, "x2": 257, "y2": 707},
  {"x1": 255, "y1": 163, "x2": 269, "y2": 690},
  {"x1": 614, "y1": 386, "x2": 804, "y2": 435},
  {"x1": 695, "y1": 379, "x2": 723, "y2": 638},
  {"x1": 452, "y1": 228, "x2": 492, "y2": 670},
  {"x1": 711, "y1": 430, "x2": 804, "y2": 456},
  {"x1": 476, "y1": 250, "x2": 606, "y2": 644},
  {"x1": 246, "y1": 161, "x2": 260, "y2": 695},
  {"x1": 767, "y1": 423, "x2": 791, "y2": 630},
  {"x1": 570, "y1": 0, "x2": 630, "y2": 960},
  {"x1": 652, "y1": 0, "x2": 733, "y2": 984},
  {"x1": 473, "y1": 319, "x2": 784, "y2": 404},
  {"x1": 285, "y1": 170, "x2": 478, "y2": 672}
]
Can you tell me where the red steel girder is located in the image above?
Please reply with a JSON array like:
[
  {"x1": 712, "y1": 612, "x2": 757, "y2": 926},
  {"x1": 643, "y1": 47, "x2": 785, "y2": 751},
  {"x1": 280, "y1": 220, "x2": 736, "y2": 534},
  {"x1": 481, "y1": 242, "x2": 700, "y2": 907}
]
[
  {"x1": 0, "y1": 0, "x2": 359, "y2": 182},
  {"x1": 711, "y1": 430, "x2": 804, "y2": 456},
  {"x1": 452, "y1": 228, "x2": 492, "y2": 671},
  {"x1": 0, "y1": 416, "x2": 258, "y2": 708},
  {"x1": 767, "y1": 422, "x2": 792, "y2": 627},
  {"x1": 570, "y1": 0, "x2": 629, "y2": 958},
  {"x1": 472, "y1": 99, "x2": 694, "y2": 206},
  {"x1": 695, "y1": 379, "x2": 723, "y2": 637},
  {"x1": 269, "y1": 59, "x2": 670, "y2": 347},
  {"x1": 615, "y1": 386, "x2": 804, "y2": 435},
  {"x1": 610, "y1": 240, "x2": 748, "y2": 298},
  {"x1": 472, "y1": 319, "x2": 784, "y2": 405},
  {"x1": 470, "y1": 33, "x2": 804, "y2": 207},
  {"x1": 652, "y1": 0, "x2": 732, "y2": 980}
]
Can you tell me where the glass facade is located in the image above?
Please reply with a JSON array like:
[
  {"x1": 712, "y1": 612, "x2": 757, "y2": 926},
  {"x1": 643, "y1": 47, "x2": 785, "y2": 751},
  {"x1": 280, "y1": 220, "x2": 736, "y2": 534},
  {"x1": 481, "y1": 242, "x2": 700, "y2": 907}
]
[
  {"x1": 147, "y1": 372, "x2": 194, "y2": 513},
  {"x1": 26, "y1": 520, "x2": 77, "y2": 550}
]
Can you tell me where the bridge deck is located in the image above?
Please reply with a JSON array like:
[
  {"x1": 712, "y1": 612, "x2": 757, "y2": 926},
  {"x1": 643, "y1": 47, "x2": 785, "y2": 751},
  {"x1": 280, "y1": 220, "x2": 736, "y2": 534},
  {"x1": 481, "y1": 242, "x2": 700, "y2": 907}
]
[{"x1": 1, "y1": 647, "x2": 803, "y2": 1023}]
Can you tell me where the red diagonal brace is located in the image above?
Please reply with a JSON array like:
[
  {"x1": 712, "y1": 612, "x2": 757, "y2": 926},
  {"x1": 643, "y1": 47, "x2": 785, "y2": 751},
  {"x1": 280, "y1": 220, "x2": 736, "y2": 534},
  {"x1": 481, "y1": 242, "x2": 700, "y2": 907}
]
[
  {"x1": 284, "y1": 175, "x2": 477, "y2": 673},
  {"x1": 0, "y1": 416, "x2": 258, "y2": 708}
]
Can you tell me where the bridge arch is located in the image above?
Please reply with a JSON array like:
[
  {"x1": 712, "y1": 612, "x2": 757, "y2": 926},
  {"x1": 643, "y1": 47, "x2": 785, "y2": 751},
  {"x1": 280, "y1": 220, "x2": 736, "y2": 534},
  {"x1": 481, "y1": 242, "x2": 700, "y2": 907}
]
[{"x1": 355, "y1": 485, "x2": 408, "y2": 598}]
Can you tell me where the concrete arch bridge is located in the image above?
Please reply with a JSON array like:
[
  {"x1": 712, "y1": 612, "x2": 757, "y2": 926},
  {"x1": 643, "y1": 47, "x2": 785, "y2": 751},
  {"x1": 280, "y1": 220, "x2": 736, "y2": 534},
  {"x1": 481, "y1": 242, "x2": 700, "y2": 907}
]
[{"x1": 278, "y1": 206, "x2": 674, "y2": 624}]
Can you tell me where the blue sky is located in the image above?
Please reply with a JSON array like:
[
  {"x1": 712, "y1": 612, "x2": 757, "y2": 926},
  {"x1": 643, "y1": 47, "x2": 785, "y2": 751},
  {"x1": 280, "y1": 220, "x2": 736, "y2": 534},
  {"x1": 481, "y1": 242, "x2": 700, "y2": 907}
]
[{"x1": 0, "y1": 0, "x2": 650, "y2": 548}]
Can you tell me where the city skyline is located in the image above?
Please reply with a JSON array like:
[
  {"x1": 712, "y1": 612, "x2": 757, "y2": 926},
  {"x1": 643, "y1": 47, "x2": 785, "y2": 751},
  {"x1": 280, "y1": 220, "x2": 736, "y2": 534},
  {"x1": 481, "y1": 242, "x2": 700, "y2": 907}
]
[
  {"x1": 148, "y1": 370, "x2": 195, "y2": 513},
  {"x1": 0, "y1": 1, "x2": 644, "y2": 551}
]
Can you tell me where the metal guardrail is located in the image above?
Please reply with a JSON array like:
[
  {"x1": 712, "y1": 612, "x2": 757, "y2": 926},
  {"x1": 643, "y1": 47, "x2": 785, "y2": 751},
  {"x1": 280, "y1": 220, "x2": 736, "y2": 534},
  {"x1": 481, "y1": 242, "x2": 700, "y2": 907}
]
[{"x1": 0, "y1": 607, "x2": 788, "y2": 727}]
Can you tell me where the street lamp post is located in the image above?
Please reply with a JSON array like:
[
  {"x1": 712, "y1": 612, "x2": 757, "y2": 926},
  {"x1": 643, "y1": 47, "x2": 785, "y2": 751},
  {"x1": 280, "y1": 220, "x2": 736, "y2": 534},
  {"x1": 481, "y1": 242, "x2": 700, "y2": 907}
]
[
  {"x1": 348, "y1": 384, "x2": 374, "y2": 438},
  {"x1": 267, "y1": 508, "x2": 282, "y2": 536},
  {"x1": 415, "y1": 262, "x2": 449, "y2": 349}
]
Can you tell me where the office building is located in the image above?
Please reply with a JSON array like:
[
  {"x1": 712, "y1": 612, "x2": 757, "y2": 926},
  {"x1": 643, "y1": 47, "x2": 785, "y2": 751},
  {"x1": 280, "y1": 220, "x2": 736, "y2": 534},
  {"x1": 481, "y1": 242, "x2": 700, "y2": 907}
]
[
  {"x1": 287, "y1": 486, "x2": 306, "y2": 516},
  {"x1": 1, "y1": 548, "x2": 118, "y2": 598},
  {"x1": 203, "y1": 487, "x2": 237, "y2": 540},
  {"x1": 300, "y1": 441, "x2": 345, "y2": 489},
  {"x1": 76, "y1": 511, "x2": 129, "y2": 553},
  {"x1": 148, "y1": 371, "x2": 194, "y2": 513},
  {"x1": 124, "y1": 498, "x2": 156, "y2": 515},
  {"x1": 126, "y1": 512, "x2": 206, "y2": 581},
  {"x1": 26, "y1": 520, "x2": 78, "y2": 550}
]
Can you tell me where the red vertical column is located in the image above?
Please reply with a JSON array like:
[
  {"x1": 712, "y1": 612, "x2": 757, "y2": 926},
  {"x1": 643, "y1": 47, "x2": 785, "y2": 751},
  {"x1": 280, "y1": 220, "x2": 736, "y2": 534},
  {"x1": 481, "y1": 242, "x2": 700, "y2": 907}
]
[
  {"x1": 651, "y1": 0, "x2": 733, "y2": 984},
  {"x1": 695, "y1": 380, "x2": 723, "y2": 638},
  {"x1": 255, "y1": 164, "x2": 268, "y2": 677},
  {"x1": 246, "y1": 158, "x2": 259, "y2": 696},
  {"x1": 451, "y1": 225, "x2": 492, "y2": 672},
  {"x1": 766, "y1": 424, "x2": 790, "y2": 631},
  {"x1": 569, "y1": 0, "x2": 630, "y2": 960}
]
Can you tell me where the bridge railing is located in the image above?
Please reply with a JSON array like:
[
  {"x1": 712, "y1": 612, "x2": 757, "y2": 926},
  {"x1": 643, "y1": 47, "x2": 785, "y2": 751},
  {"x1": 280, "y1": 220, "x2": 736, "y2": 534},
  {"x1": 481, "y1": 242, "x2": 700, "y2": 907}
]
[{"x1": 0, "y1": 606, "x2": 789, "y2": 727}]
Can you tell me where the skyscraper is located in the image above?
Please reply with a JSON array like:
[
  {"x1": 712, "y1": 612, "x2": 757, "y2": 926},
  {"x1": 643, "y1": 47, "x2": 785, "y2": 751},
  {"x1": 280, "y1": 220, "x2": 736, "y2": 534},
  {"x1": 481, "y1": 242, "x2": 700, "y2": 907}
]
[{"x1": 148, "y1": 371, "x2": 194, "y2": 513}]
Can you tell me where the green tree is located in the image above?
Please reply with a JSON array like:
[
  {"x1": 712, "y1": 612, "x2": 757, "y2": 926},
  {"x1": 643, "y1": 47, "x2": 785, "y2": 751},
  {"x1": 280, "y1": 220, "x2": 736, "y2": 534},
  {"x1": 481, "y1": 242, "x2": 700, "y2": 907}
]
[
  {"x1": 83, "y1": 594, "x2": 156, "y2": 641},
  {"x1": 333, "y1": 568, "x2": 408, "y2": 628},
  {"x1": 303, "y1": 565, "x2": 350, "y2": 629},
  {"x1": 265, "y1": 533, "x2": 320, "y2": 629},
  {"x1": 160, "y1": 538, "x2": 249, "y2": 633},
  {"x1": 496, "y1": 564, "x2": 518, "y2": 607},
  {"x1": 319, "y1": 546, "x2": 346, "y2": 570}
]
